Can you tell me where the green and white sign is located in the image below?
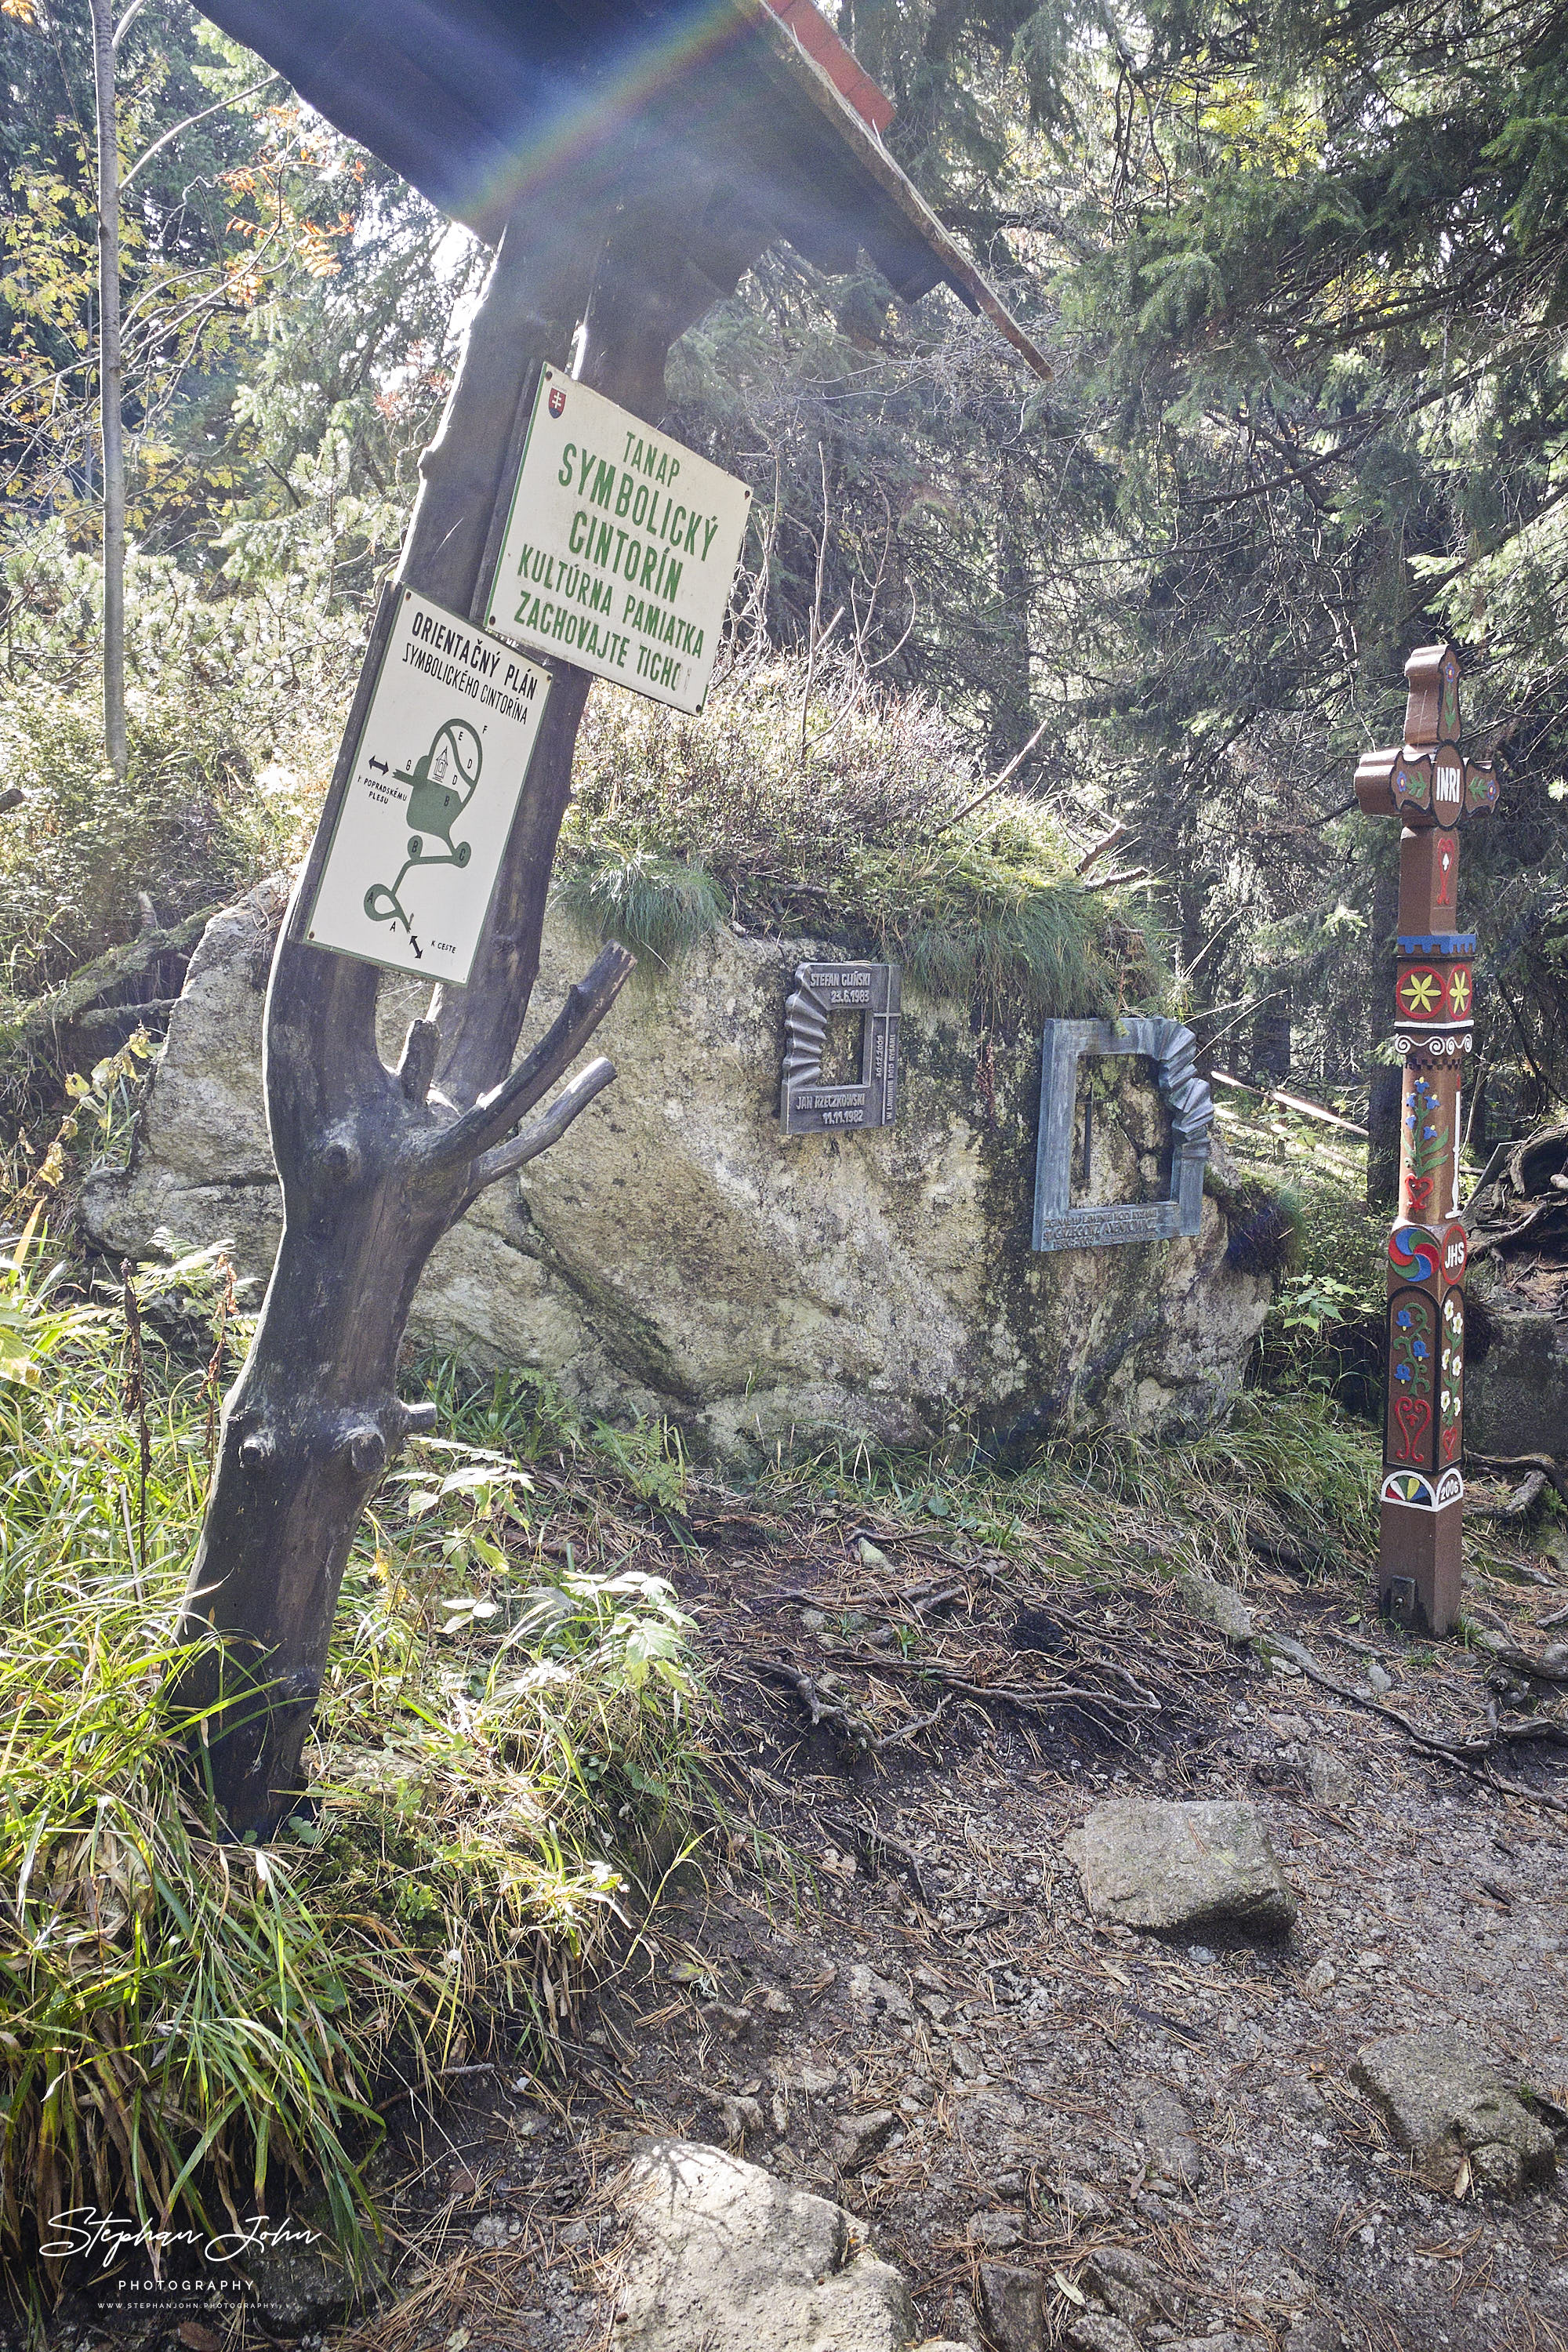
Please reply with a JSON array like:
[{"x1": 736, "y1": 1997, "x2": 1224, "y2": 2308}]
[
  {"x1": 303, "y1": 588, "x2": 551, "y2": 985},
  {"x1": 485, "y1": 365, "x2": 751, "y2": 716}
]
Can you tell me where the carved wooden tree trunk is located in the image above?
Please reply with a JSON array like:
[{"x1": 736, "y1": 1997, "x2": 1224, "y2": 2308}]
[{"x1": 177, "y1": 198, "x2": 727, "y2": 1835}]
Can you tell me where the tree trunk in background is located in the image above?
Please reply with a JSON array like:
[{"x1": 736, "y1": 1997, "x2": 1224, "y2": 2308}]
[
  {"x1": 989, "y1": 520, "x2": 1034, "y2": 764},
  {"x1": 176, "y1": 195, "x2": 742, "y2": 1838},
  {"x1": 89, "y1": 0, "x2": 126, "y2": 782},
  {"x1": 1366, "y1": 848, "x2": 1402, "y2": 1208},
  {"x1": 1251, "y1": 984, "x2": 1291, "y2": 1083}
]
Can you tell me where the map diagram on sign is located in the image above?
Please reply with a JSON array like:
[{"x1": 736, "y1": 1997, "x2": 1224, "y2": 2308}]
[
  {"x1": 363, "y1": 718, "x2": 481, "y2": 936},
  {"x1": 301, "y1": 590, "x2": 552, "y2": 985}
]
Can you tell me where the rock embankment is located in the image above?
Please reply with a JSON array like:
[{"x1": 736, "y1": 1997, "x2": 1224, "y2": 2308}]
[{"x1": 84, "y1": 879, "x2": 1270, "y2": 1464}]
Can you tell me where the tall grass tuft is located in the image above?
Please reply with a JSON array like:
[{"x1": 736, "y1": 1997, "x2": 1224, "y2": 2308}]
[
  {"x1": 0, "y1": 1231, "x2": 704, "y2": 2311},
  {"x1": 553, "y1": 847, "x2": 726, "y2": 975}
]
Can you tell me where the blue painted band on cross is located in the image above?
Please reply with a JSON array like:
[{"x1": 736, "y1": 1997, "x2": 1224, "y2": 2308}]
[{"x1": 1395, "y1": 932, "x2": 1477, "y2": 956}]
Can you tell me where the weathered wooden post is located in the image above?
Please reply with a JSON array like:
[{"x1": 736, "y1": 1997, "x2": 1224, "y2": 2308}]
[
  {"x1": 179, "y1": 0, "x2": 1050, "y2": 1835},
  {"x1": 1354, "y1": 645, "x2": 1498, "y2": 1633}
]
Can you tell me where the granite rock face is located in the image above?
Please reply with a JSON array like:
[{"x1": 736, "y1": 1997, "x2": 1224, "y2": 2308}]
[
  {"x1": 82, "y1": 878, "x2": 1271, "y2": 1466},
  {"x1": 1074, "y1": 1799, "x2": 1297, "y2": 1936},
  {"x1": 1466, "y1": 1282, "x2": 1568, "y2": 1460},
  {"x1": 613, "y1": 2139, "x2": 916, "y2": 2352}
]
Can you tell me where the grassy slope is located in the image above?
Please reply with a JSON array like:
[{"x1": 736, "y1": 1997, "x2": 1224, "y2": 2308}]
[{"x1": 0, "y1": 1229, "x2": 705, "y2": 2313}]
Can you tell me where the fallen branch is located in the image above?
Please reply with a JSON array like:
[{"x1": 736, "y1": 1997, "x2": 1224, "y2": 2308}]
[
  {"x1": 1462, "y1": 1630, "x2": 1568, "y2": 1683},
  {"x1": 826, "y1": 1809, "x2": 941, "y2": 1904},
  {"x1": 1076, "y1": 819, "x2": 1127, "y2": 877},
  {"x1": 0, "y1": 906, "x2": 218, "y2": 1073},
  {"x1": 756, "y1": 1663, "x2": 880, "y2": 1752},
  {"x1": 1468, "y1": 1452, "x2": 1568, "y2": 1509},
  {"x1": 1470, "y1": 1470, "x2": 1548, "y2": 1524},
  {"x1": 68, "y1": 996, "x2": 182, "y2": 1044},
  {"x1": 1210, "y1": 1069, "x2": 1370, "y2": 1137},
  {"x1": 869, "y1": 1649, "x2": 1163, "y2": 1714},
  {"x1": 1254, "y1": 1631, "x2": 1568, "y2": 1817},
  {"x1": 928, "y1": 714, "x2": 1051, "y2": 839},
  {"x1": 869, "y1": 1695, "x2": 951, "y2": 1751}
]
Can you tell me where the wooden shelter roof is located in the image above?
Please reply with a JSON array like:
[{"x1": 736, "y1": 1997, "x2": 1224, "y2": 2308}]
[{"x1": 198, "y1": 0, "x2": 1050, "y2": 377}]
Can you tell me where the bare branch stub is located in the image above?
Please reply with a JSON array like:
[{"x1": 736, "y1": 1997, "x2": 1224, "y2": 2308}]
[
  {"x1": 425, "y1": 942, "x2": 637, "y2": 1175},
  {"x1": 466, "y1": 1055, "x2": 619, "y2": 1198},
  {"x1": 397, "y1": 1017, "x2": 441, "y2": 1106}
]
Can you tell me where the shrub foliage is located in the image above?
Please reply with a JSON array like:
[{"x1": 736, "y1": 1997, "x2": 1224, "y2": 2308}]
[{"x1": 561, "y1": 649, "x2": 1157, "y2": 1022}]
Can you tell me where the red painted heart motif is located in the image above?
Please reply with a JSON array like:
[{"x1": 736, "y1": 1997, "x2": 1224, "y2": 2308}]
[{"x1": 1392, "y1": 1395, "x2": 1432, "y2": 1462}]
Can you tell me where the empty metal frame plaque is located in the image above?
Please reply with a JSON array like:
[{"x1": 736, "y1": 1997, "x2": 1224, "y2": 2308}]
[
  {"x1": 1032, "y1": 1018, "x2": 1213, "y2": 1251},
  {"x1": 781, "y1": 963, "x2": 901, "y2": 1135}
]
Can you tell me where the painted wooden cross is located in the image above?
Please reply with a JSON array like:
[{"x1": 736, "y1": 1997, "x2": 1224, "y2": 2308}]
[{"x1": 1354, "y1": 644, "x2": 1498, "y2": 1632}]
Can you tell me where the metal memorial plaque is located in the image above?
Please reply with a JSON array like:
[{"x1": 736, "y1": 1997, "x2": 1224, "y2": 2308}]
[
  {"x1": 781, "y1": 963, "x2": 901, "y2": 1135},
  {"x1": 486, "y1": 367, "x2": 751, "y2": 716},
  {"x1": 1032, "y1": 1018, "x2": 1213, "y2": 1251},
  {"x1": 301, "y1": 590, "x2": 551, "y2": 985}
]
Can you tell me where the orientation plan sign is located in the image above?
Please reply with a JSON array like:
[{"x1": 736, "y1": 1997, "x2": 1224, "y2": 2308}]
[
  {"x1": 486, "y1": 366, "x2": 750, "y2": 714},
  {"x1": 303, "y1": 588, "x2": 550, "y2": 985}
]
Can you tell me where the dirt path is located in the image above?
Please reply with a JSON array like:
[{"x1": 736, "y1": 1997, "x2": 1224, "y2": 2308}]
[{"x1": 344, "y1": 1487, "x2": 1568, "y2": 2352}]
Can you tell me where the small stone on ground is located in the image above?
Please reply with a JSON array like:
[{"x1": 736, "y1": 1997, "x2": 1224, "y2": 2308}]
[
  {"x1": 1179, "y1": 1570, "x2": 1255, "y2": 1642},
  {"x1": 1063, "y1": 2315, "x2": 1142, "y2": 2352},
  {"x1": 1133, "y1": 2085, "x2": 1204, "y2": 2189},
  {"x1": 1352, "y1": 2032, "x2": 1557, "y2": 2194},
  {"x1": 614, "y1": 2138, "x2": 918, "y2": 2350},
  {"x1": 1307, "y1": 1745, "x2": 1358, "y2": 1807},
  {"x1": 832, "y1": 2106, "x2": 899, "y2": 2167},
  {"x1": 1076, "y1": 1798, "x2": 1298, "y2": 1935},
  {"x1": 977, "y1": 2259, "x2": 1044, "y2": 2352}
]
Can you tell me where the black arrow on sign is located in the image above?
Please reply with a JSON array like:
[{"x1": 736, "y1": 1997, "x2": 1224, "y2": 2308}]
[{"x1": 368, "y1": 757, "x2": 389, "y2": 775}]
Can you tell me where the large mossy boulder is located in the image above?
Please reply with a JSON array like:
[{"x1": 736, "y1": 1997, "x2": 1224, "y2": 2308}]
[
  {"x1": 1466, "y1": 1283, "x2": 1568, "y2": 1459},
  {"x1": 82, "y1": 877, "x2": 1270, "y2": 1466}
]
